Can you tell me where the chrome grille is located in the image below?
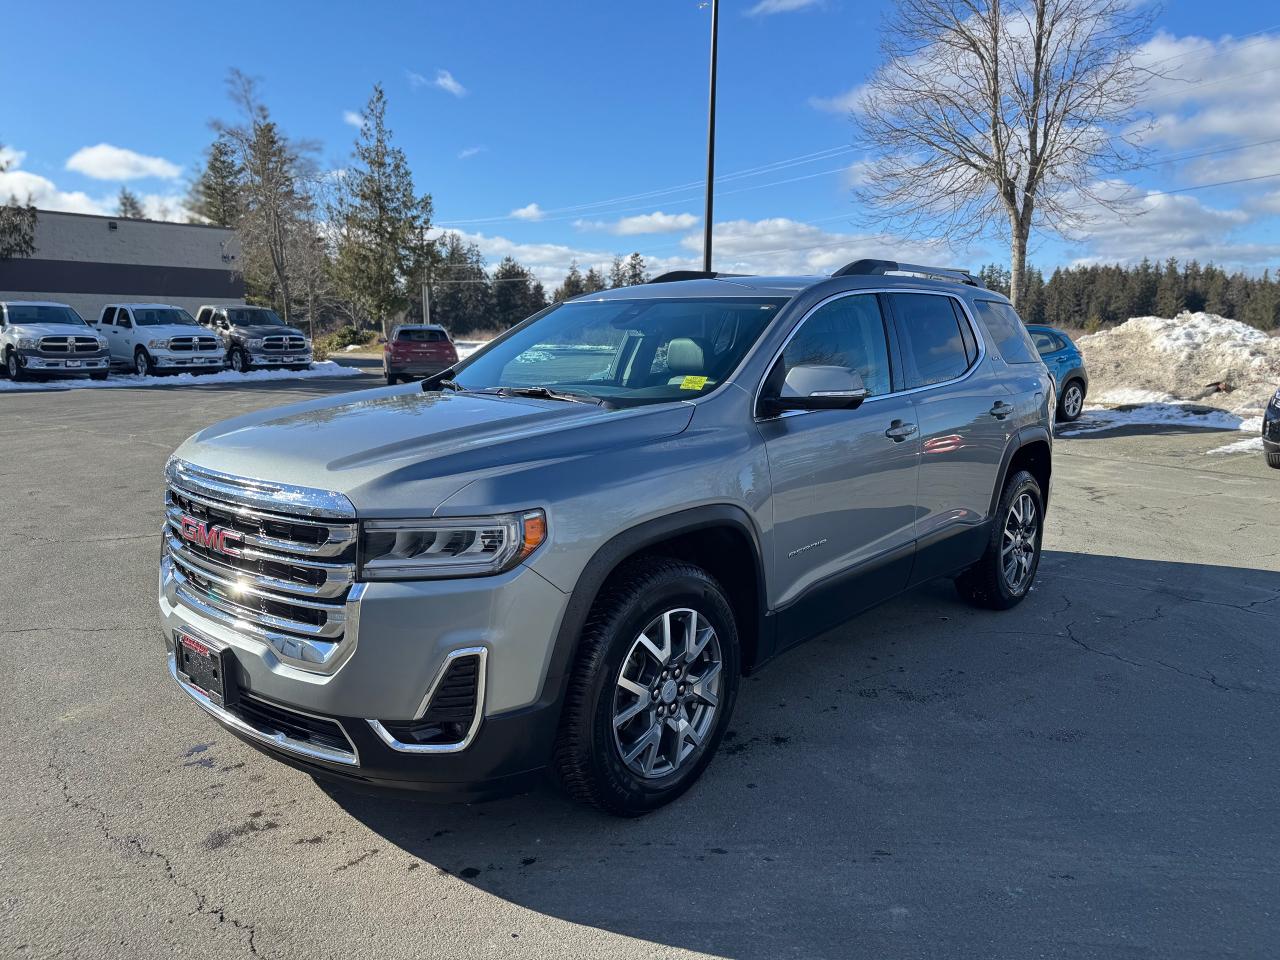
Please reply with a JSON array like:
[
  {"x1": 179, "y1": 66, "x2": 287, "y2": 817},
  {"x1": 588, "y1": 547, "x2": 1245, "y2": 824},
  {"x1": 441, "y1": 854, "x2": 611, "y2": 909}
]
[
  {"x1": 263, "y1": 335, "x2": 307, "y2": 352},
  {"x1": 169, "y1": 336, "x2": 221, "y2": 352},
  {"x1": 40, "y1": 335, "x2": 100, "y2": 354},
  {"x1": 163, "y1": 460, "x2": 357, "y2": 668}
]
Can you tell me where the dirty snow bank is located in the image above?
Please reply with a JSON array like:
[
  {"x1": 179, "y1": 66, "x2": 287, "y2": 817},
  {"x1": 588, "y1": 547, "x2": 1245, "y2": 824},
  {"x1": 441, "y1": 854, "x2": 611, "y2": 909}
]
[
  {"x1": 0, "y1": 360, "x2": 362, "y2": 392},
  {"x1": 1077, "y1": 312, "x2": 1280, "y2": 416}
]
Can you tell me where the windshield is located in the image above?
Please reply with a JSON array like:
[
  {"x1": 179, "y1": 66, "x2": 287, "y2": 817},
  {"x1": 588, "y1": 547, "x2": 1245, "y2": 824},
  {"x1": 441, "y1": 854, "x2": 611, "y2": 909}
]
[
  {"x1": 228, "y1": 308, "x2": 285, "y2": 327},
  {"x1": 7, "y1": 304, "x2": 87, "y2": 326},
  {"x1": 133, "y1": 307, "x2": 198, "y2": 327},
  {"x1": 452, "y1": 296, "x2": 787, "y2": 407}
]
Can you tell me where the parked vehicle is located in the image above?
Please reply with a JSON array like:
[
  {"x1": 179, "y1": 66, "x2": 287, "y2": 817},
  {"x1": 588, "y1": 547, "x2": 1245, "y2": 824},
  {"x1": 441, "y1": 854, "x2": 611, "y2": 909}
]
[
  {"x1": 194, "y1": 304, "x2": 312, "y2": 372},
  {"x1": 383, "y1": 323, "x2": 459, "y2": 384},
  {"x1": 1264, "y1": 386, "x2": 1280, "y2": 469},
  {"x1": 92, "y1": 303, "x2": 224, "y2": 376},
  {"x1": 160, "y1": 259, "x2": 1054, "y2": 815},
  {"x1": 0, "y1": 300, "x2": 110, "y2": 381},
  {"x1": 1027, "y1": 324, "x2": 1089, "y2": 422}
]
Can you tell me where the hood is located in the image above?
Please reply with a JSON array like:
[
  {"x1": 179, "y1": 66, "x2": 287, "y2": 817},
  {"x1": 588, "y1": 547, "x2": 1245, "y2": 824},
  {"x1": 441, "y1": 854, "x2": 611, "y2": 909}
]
[
  {"x1": 174, "y1": 385, "x2": 695, "y2": 515},
  {"x1": 12, "y1": 323, "x2": 101, "y2": 340},
  {"x1": 234, "y1": 324, "x2": 307, "y2": 339},
  {"x1": 142, "y1": 324, "x2": 213, "y2": 340}
]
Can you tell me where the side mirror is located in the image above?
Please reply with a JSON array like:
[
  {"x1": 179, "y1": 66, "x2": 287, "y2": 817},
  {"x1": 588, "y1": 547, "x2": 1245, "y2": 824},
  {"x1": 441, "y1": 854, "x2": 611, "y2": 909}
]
[
  {"x1": 768, "y1": 364, "x2": 869, "y2": 413},
  {"x1": 377, "y1": 336, "x2": 387, "y2": 344}
]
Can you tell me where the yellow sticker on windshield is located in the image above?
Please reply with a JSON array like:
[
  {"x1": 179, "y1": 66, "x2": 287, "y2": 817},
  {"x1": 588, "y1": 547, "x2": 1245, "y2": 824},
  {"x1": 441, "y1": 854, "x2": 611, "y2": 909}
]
[{"x1": 680, "y1": 375, "x2": 709, "y2": 390}]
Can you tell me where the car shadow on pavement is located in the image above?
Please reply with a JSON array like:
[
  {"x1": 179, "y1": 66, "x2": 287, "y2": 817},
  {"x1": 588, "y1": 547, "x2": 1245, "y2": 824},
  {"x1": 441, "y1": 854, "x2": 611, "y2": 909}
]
[{"x1": 323, "y1": 550, "x2": 1280, "y2": 958}]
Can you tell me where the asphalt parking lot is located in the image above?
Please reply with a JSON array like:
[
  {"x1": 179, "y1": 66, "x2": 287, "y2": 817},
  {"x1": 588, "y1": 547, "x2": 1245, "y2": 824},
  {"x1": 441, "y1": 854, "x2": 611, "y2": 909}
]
[{"x1": 4, "y1": 371, "x2": 1279, "y2": 960}]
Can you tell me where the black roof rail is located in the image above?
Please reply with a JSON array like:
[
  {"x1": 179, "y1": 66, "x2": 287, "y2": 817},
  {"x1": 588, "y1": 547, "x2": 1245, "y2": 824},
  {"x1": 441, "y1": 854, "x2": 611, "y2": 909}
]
[
  {"x1": 647, "y1": 270, "x2": 747, "y2": 284},
  {"x1": 832, "y1": 258, "x2": 984, "y2": 288}
]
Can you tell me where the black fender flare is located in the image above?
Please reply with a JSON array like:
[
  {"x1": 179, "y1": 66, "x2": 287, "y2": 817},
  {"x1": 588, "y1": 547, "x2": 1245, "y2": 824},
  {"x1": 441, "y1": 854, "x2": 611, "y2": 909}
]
[{"x1": 989, "y1": 424, "x2": 1053, "y2": 517}]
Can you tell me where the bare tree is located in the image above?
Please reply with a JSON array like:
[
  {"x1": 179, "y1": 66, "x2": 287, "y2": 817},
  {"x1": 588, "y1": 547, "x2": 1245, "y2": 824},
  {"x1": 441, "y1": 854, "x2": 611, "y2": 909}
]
[
  {"x1": 855, "y1": 0, "x2": 1156, "y2": 306},
  {"x1": 0, "y1": 144, "x2": 36, "y2": 260}
]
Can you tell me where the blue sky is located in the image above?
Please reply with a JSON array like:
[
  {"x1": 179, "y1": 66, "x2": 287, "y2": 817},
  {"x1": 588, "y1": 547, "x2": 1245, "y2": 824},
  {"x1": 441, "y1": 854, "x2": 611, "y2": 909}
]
[{"x1": 3, "y1": 0, "x2": 1279, "y2": 288}]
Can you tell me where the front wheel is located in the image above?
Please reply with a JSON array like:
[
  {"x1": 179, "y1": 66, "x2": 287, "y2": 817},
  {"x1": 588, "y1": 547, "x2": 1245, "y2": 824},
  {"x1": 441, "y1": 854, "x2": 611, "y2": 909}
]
[
  {"x1": 133, "y1": 348, "x2": 155, "y2": 377},
  {"x1": 1058, "y1": 380, "x2": 1085, "y2": 422},
  {"x1": 554, "y1": 557, "x2": 740, "y2": 816},
  {"x1": 4, "y1": 349, "x2": 26, "y2": 381},
  {"x1": 1267, "y1": 452, "x2": 1280, "y2": 469},
  {"x1": 955, "y1": 469, "x2": 1044, "y2": 610},
  {"x1": 229, "y1": 348, "x2": 250, "y2": 373}
]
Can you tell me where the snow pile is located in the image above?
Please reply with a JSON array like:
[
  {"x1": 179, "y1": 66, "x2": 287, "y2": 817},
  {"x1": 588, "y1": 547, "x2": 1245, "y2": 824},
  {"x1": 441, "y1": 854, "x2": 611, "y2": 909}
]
[
  {"x1": 1078, "y1": 312, "x2": 1280, "y2": 416},
  {"x1": 0, "y1": 360, "x2": 362, "y2": 392}
]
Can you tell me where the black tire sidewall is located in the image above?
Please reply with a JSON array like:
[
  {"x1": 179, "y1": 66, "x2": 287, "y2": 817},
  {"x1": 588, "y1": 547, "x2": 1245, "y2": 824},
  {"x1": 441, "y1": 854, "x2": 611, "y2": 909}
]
[
  {"x1": 231, "y1": 349, "x2": 247, "y2": 372},
  {"x1": 134, "y1": 349, "x2": 150, "y2": 376},
  {"x1": 1059, "y1": 381, "x2": 1084, "y2": 422},
  {"x1": 580, "y1": 569, "x2": 739, "y2": 814},
  {"x1": 994, "y1": 471, "x2": 1044, "y2": 603}
]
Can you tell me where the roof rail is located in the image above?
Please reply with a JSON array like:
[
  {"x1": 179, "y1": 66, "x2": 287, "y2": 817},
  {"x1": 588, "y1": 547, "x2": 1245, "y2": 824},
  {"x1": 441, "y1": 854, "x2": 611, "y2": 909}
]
[
  {"x1": 647, "y1": 270, "x2": 746, "y2": 284},
  {"x1": 832, "y1": 258, "x2": 984, "y2": 288}
]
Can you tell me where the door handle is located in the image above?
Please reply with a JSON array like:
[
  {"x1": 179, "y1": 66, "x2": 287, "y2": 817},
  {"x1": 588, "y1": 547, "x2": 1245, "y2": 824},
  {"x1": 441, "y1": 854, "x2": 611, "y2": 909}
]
[
  {"x1": 989, "y1": 401, "x2": 1014, "y2": 420},
  {"x1": 884, "y1": 420, "x2": 918, "y2": 442}
]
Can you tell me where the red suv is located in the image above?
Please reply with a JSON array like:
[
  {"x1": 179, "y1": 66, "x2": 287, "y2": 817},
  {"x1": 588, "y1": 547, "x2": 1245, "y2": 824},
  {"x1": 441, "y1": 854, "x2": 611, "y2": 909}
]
[{"x1": 383, "y1": 324, "x2": 458, "y2": 384}]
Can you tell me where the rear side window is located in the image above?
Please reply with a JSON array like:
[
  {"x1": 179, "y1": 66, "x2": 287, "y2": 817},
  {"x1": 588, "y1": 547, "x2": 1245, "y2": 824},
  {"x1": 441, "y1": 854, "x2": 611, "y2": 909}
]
[
  {"x1": 777, "y1": 293, "x2": 892, "y2": 396},
  {"x1": 975, "y1": 300, "x2": 1040, "y2": 364},
  {"x1": 887, "y1": 293, "x2": 973, "y2": 388},
  {"x1": 1030, "y1": 329, "x2": 1057, "y2": 355},
  {"x1": 397, "y1": 328, "x2": 446, "y2": 342},
  {"x1": 101, "y1": 307, "x2": 117, "y2": 326}
]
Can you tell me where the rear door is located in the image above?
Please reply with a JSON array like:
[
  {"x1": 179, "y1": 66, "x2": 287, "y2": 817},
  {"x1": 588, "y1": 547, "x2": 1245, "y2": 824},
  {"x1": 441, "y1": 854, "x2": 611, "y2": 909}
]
[
  {"x1": 108, "y1": 307, "x2": 133, "y2": 362},
  {"x1": 885, "y1": 292, "x2": 1009, "y2": 577},
  {"x1": 758, "y1": 292, "x2": 920, "y2": 630}
]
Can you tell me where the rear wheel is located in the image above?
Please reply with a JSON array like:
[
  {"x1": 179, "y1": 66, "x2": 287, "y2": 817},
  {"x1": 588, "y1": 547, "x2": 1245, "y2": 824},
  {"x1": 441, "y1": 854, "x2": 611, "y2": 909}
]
[
  {"x1": 956, "y1": 469, "x2": 1044, "y2": 610},
  {"x1": 555, "y1": 557, "x2": 740, "y2": 816},
  {"x1": 1058, "y1": 379, "x2": 1085, "y2": 422}
]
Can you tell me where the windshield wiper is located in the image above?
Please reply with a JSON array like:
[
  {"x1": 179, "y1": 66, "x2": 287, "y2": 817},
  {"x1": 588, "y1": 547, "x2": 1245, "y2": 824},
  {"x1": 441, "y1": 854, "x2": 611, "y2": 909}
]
[{"x1": 497, "y1": 385, "x2": 611, "y2": 408}]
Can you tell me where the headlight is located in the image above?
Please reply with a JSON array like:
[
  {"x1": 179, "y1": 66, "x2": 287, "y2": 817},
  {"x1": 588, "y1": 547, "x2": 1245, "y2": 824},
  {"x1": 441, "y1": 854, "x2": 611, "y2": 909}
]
[
  {"x1": 303, "y1": 338, "x2": 312, "y2": 348},
  {"x1": 246, "y1": 338, "x2": 264, "y2": 349},
  {"x1": 1271, "y1": 389, "x2": 1280, "y2": 410},
  {"x1": 16, "y1": 337, "x2": 36, "y2": 349},
  {"x1": 96, "y1": 337, "x2": 107, "y2": 348},
  {"x1": 148, "y1": 338, "x2": 170, "y2": 349},
  {"x1": 359, "y1": 510, "x2": 546, "y2": 580}
]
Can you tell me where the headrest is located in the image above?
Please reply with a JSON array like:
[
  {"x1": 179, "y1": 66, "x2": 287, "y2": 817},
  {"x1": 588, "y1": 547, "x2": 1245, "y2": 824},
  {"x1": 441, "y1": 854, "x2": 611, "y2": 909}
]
[{"x1": 666, "y1": 338, "x2": 706, "y2": 375}]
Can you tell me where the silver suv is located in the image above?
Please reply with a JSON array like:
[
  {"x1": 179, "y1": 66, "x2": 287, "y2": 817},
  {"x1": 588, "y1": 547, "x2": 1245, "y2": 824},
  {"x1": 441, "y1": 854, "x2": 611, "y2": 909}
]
[{"x1": 159, "y1": 260, "x2": 1054, "y2": 815}]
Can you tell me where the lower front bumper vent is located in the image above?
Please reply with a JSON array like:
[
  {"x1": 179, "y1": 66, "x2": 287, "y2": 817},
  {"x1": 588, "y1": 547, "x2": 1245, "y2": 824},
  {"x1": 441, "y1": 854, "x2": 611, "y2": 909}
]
[{"x1": 367, "y1": 647, "x2": 487, "y2": 754}]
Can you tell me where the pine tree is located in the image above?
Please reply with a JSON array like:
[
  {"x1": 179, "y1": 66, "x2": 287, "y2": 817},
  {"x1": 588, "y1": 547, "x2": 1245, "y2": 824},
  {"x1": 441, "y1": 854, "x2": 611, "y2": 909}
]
[
  {"x1": 552, "y1": 261, "x2": 587, "y2": 302},
  {"x1": 116, "y1": 187, "x2": 145, "y2": 219},
  {"x1": 432, "y1": 233, "x2": 492, "y2": 334},
  {"x1": 332, "y1": 83, "x2": 434, "y2": 337},
  {"x1": 491, "y1": 256, "x2": 548, "y2": 329},
  {"x1": 1242, "y1": 270, "x2": 1279, "y2": 330},
  {"x1": 608, "y1": 255, "x2": 628, "y2": 289},
  {"x1": 583, "y1": 266, "x2": 608, "y2": 293},
  {"x1": 0, "y1": 144, "x2": 36, "y2": 260},
  {"x1": 1154, "y1": 257, "x2": 1185, "y2": 317},
  {"x1": 623, "y1": 252, "x2": 649, "y2": 287},
  {"x1": 187, "y1": 135, "x2": 242, "y2": 227}
]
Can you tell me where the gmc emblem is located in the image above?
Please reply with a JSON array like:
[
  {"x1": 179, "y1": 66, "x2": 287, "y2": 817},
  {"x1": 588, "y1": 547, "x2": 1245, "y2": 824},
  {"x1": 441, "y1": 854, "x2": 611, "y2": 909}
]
[{"x1": 179, "y1": 515, "x2": 244, "y2": 557}]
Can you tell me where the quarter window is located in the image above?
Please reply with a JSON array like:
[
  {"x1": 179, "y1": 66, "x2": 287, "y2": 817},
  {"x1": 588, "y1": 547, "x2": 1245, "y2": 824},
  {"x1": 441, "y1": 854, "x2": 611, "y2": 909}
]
[
  {"x1": 888, "y1": 293, "x2": 973, "y2": 388},
  {"x1": 774, "y1": 293, "x2": 892, "y2": 397},
  {"x1": 975, "y1": 300, "x2": 1040, "y2": 364}
]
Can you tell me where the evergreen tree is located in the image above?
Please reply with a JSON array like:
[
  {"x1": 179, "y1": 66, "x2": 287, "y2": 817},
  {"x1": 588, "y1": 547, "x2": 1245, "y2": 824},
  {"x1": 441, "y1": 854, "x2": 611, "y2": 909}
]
[
  {"x1": 187, "y1": 135, "x2": 242, "y2": 227},
  {"x1": 1242, "y1": 270, "x2": 1279, "y2": 330},
  {"x1": 332, "y1": 83, "x2": 434, "y2": 337},
  {"x1": 116, "y1": 187, "x2": 145, "y2": 219},
  {"x1": 608, "y1": 255, "x2": 628, "y2": 289},
  {"x1": 583, "y1": 266, "x2": 608, "y2": 293},
  {"x1": 0, "y1": 144, "x2": 36, "y2": 260},
  {"x1": 432, "y1": 233, "x2": 491, "y2": 334},
  {"x1": 1154, "y1": 257, "x2": 1186, "y2": 317},
  {"x1": 623, "y1": 252, "x2": 649, "y2": 287},
  {"x1": 552, "y1": 261, "x2": 587, "y2": 302},
  {"x1": 491, "y1": 256, "x2": 548, "y2": 329}
]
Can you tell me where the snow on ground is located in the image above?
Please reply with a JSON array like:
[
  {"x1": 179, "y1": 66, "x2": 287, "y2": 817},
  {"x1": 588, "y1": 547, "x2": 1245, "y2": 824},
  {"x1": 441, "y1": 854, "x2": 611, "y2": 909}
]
[
  {"x1": 1061, "y1": 402, "x2": 1249, "y2": 435},
  {"x1": 1077, "y1": 312, "x2": 1280, "y2": 417},
  {"x1": 455, "y1": 340, "x2": 487, "y2": 360},
  {"x1": 0, "y1": 360, "x2": 362, "y2": 392}
]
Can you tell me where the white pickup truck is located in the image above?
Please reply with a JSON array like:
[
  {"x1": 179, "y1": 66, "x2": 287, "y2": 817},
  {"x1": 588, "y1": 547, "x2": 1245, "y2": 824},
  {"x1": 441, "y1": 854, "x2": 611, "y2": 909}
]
[
  {"x1": 1, "y1": 300, "x2": 110, "y2": 381},
  {"x1": 92, "y1": 303, "x2": 225, "y2": 376}
]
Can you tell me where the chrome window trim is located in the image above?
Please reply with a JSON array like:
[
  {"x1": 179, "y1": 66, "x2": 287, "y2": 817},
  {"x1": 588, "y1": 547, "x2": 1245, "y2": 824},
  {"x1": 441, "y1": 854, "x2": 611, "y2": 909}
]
[
  {"x1": 366, "y1": 646, "x2": 488, "y2": 754},
  {"x1": 167, "y1": 458, "x2": 356, "y2": 519},
  {"x1": 168, "y1": 653, "x2": 360, "y2": 767},
  {"x1": 751, "y1": 286, "x2": 989, "y2": 422}
]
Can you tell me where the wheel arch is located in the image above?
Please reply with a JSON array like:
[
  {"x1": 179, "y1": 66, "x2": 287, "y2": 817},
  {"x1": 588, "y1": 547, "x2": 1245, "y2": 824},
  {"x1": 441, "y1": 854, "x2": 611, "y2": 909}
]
[{"x1": 991, "y1": 426, "x2": 1052, "y2": 515}]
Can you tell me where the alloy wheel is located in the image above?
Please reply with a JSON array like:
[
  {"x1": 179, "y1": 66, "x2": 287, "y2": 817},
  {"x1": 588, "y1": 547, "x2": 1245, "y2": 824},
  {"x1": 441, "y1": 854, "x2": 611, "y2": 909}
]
[
  {"x1": 1063, "y1": 384, "x2": 1083, "y2": 418},
  {"x1": 1001, "y1": 492, "x2": 1039, "y2": 594},
  {"x1": 6, "y1": 353, "x2": 16, "y2": 378},
  {"x1": 611, "y1": 607, "x2": 722, "y2": 779},
  {"x1": 135, "y1": 352, "x2": 148, "y2": 376}
]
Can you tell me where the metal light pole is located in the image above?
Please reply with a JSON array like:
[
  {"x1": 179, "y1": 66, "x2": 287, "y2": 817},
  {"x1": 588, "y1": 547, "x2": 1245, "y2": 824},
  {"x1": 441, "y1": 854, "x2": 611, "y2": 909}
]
[{"x1": 702, "y1": 0, "x2": 719, "y2": 273}]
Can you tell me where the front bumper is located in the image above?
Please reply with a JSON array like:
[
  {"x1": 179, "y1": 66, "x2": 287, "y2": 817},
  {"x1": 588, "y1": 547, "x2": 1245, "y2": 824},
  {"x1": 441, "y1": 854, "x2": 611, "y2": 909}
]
[
  {"x1": 249, "y1": 351, "x2": 313, "y2": 366},
  {"x1": 1264, "y1": 406, "x2": 1279, "y2": 451},
  {"x1": 159, "y1": 550, "x2": 571, "y2": 794},
  {"x1": 16, "y1": 348, "x2": 110, "y2": 375},
  {"x1": 152, "y1": 350, "x2": 225, "y2": 371}
]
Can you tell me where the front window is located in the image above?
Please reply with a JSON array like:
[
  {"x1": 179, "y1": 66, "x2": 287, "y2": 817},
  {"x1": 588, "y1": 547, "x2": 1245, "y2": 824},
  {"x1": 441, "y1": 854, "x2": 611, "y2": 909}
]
[
  {"x1": 8, "y1": 304, "x2": 87, "y2": 326},
  {"x1": 132, "y1": 307, "x2": 199, "y2": 327},
  {"x1": 452, "y1": 296, "x2": 788, "y2": 407},
  {"x1": 227, "y1": 307, "x2": 285, "y2": 327}
]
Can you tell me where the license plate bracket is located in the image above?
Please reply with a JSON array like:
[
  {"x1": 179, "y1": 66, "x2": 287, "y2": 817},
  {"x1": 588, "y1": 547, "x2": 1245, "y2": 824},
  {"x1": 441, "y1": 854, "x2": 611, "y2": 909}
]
[{"x1": 174, "y1": 630, "x2": 237, "y2": 708}]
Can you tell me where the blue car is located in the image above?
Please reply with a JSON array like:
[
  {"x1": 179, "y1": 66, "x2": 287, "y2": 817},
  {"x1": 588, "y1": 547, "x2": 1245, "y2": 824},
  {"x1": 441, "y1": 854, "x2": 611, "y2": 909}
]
[{"x1": 1027, "y1": 324, "x2": 1089, "y2": 422}]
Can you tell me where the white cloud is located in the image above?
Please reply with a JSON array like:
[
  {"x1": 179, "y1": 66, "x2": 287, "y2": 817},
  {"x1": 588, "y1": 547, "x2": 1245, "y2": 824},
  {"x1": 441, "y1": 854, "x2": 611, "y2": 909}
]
[
  {"x1": 433, "y1": 69, "x2": 466, "y2": 97},
  {"x1": 342, "y1": 110, "x2": 362, "y2": 128},
  {"x1": 458, "y1": 146, "x2": 486, "y2": 160},
  {"x1": 64, "y1": 143, "x2": 181, "y2": 181},
  {"x1": 747, "y1": 0, "x2": 821, "y2": 15},
  {"x1": 575, "y1": 211, "x2": 700, "y2": 235},
  {"x1": 1, "y1": 147, "x2": 188, "y2": 220},
  {"x1": 809, "y1": 84, "x2": 866, "y2": 114},
  {"x1": 509, "y1": 202, "x2": 545, "y2": 221},
  {"x1": 0, "y1": 146, "x2": 27, "y2": 169}
]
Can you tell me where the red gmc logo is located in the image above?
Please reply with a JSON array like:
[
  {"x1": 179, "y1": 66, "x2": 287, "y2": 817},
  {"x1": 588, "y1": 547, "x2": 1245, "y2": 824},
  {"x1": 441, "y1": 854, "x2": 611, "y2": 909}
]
[{"x1": 179, "y1": 514, "x2": 243, "y2": 557}]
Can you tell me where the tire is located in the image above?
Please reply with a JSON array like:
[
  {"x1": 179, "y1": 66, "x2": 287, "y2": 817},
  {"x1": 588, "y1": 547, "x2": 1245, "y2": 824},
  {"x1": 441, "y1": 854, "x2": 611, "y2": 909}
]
[
  {"x1": 1058, "y1": 379, "x2": 1085, "y2": 422},
  {"x1": 5, "y1": 349, "x2": 28, "y2": 382},
  {"x1": 133, "y1": 348, "x2": 155, "y2": 377},
  {"x1": 1267, "y1": 452, "x2": 1280, "y2": 469},
  {"x1": 385, "y1": 371, "x2": 398, "y2": 385},
  {"x1": 229, "y1": 348, "x2": 250, "y2": 373},
  {"x1": 554, "y1": 557, "x2": 740, "y2": 816},
  {"x1": 955, "y1": 469, "x2": 1044, "y2": 610}
]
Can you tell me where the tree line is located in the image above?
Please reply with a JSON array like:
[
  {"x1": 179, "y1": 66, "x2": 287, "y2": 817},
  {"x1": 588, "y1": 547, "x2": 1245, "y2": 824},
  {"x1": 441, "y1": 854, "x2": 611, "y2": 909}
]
[{"x1": 977, "y1": 259, "x2": 1280, "y2": 331}]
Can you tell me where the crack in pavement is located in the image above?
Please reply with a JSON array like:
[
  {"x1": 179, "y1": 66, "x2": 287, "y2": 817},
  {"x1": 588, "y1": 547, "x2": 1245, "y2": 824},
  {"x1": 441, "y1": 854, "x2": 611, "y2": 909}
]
[{"x1": 48, "y1": 752, "x2": 261, "y2": 956}]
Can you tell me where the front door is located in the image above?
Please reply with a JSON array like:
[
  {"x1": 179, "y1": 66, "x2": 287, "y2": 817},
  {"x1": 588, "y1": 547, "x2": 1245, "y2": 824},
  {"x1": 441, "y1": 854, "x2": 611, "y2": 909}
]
[
  {"x1": 757, "y1": 292, "x2": 920, "y2": 643},
  {"x1": 110, "y1": 307, "x2": 134, "y2": 363}
]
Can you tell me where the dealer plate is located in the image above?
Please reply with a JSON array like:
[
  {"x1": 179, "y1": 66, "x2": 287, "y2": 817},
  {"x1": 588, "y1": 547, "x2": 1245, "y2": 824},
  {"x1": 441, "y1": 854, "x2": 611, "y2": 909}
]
[{"x1": 174, "y1": 629, "x2": 237, "y2": 708}]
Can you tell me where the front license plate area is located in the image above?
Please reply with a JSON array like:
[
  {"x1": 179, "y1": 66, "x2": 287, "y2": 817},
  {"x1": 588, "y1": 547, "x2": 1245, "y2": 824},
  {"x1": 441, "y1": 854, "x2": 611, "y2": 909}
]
[{"x1": 175, "y1": 630, "x2": 237, "y2": 708}]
